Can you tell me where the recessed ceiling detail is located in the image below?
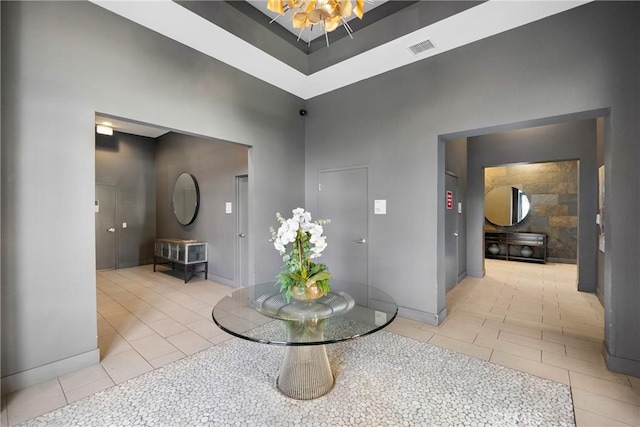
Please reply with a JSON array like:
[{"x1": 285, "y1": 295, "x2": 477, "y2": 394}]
[{"x1": 90, "y1": 0, "x2": 592, "y2": 100}]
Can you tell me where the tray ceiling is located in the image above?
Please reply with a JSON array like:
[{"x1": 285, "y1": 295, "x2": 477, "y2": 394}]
[{"x1": 90, "y1": 0, "x2": 592, "y2": 100}]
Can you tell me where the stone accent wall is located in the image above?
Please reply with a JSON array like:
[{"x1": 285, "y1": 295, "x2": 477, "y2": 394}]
[{"x1": 485, "y1": 161, "x2": 578, "y2": 262}]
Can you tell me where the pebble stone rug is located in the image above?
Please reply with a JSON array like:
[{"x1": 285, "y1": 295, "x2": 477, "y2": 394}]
[{"x1": 20, "y1": 328, "x2": 575, "y2": 426}]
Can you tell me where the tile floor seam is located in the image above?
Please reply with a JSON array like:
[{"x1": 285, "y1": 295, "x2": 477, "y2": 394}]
[
  {"x1": 570, "y1": 383, "x2": 640, "y2": 408},
  {"x1": 569, "y1": 368, "x2": 635, "y2": 388},
  {"x1": 56, "y1": 378, "x2": 70, "y2": 407},
  {"x1": 574, "y1": 408, "x2": 635, "y2": 427},
  {"x1": 571, "y1": 388, "x2": 640, "y2": 425}
]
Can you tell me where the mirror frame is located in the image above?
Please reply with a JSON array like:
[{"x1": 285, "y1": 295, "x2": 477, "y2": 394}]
[
  {"x1": 172, "y1": 172, "x2": 200, "y2": 226},
  {"x1": 484, "y1": 186, "x2": 531, "y2": 227}
]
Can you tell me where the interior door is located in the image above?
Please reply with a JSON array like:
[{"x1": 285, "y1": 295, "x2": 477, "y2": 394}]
[
  {"x1": 95, "y1": 184, "x2": 117, "y2": 270},
  {"x1": 236, "y1": 175, "x2": 249, "y2": 287},
  {"x1": 445, "y1": 173, "x2": 459, "y2": 291},
  {"x1": 318, "y1": 167, "x2": 368, "y2": 285}
]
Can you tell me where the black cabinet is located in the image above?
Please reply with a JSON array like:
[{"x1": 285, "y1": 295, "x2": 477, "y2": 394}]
[
  {"x1": 485, "y1": 232, "x2": 546, "y2": 264},
  {"x1": 153, "y1": 239, "x2": 208, "y2": 283}
]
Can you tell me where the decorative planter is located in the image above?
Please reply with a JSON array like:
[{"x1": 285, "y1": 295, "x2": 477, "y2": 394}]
[
  {"x1": 290, "y1": 282, "x2": 325, "y2": 302},
  {"x1": 520, "y1": 245, "x2": 534, "y2": 257},
  {"x1": 487, "y1": 243, "x2": 500, "y2": 255}
]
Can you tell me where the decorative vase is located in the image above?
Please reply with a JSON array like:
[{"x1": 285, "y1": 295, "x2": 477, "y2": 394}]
[
  {"x1": 520, "y1": 245, "x2": 534, "y2": 257},
  {"x1": 487, "y1": 243, "x2": 500, "y2": 255},
  {"x1": 290, "y1": 282, "x2": 325, "y2": 302}
]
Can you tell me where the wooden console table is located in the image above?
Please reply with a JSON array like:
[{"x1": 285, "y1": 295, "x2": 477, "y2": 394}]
[
  {"x1": 154, "y1": 239, "x2": 208, "y2": 283},
  {"x1": 485, "y1": 232, "x2": 547, "y2": 264}
]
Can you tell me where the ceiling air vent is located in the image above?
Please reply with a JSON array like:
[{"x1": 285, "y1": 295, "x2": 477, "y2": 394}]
[{"x1": 408, "y1": 39, "x2": 435, "y2": 56}]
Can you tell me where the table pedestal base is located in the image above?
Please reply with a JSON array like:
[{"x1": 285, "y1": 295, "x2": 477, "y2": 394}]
[{"x1": 277, "y1": 344, "x2": 334, "y2": 400}]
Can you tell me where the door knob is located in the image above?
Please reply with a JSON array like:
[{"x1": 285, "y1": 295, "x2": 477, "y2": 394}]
[
  {"x1": 354, "y1": 238, "x2": 366, "y2": 244},
  {"x1": 453, "y1": 232, "x2": 459, "y2": 237},
  {"x1": 107, "y1": 227, "x2": 116, "y2": 233},
  {"x1": 238, "y1": 233, "x2": 246, "y2": 238}
]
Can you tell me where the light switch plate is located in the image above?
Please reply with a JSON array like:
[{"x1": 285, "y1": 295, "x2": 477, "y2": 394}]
[{"x1": 225, "y1": 202, "x2": 232, "y2": 214}]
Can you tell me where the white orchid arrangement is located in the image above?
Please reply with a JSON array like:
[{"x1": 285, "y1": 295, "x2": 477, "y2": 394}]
[{"x1": 270, "y1": 208, "x2": 331, "y2": 300}]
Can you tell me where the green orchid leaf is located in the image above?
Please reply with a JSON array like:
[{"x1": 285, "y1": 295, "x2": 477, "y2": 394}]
[{"x1": 308, "y1": 271, "x2": 331, "y2": 282}]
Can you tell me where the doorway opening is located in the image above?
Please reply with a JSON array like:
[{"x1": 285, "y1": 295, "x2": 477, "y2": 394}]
[
  {"x1": 439, "y1": 111, "x2": 607, "y2": 319},
  {"x1": 94, "y1": 113, "x2": 252, "y2": 367},
  {"x1": 94, "y1": 113, "x2": 250, "y2": 288}
]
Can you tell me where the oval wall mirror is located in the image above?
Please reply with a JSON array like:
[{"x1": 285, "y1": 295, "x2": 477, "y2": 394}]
[
  {"x1": 173, "y1": 173, "x2": 200, "y2": 226},
  {"x1": 485, "y1": 186, "x2": 531, "y2": 227}
]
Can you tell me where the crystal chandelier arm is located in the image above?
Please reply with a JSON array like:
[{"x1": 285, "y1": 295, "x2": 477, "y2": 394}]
[{"x1": 340, "y1": 17, "x2": 354, "y2": 38}]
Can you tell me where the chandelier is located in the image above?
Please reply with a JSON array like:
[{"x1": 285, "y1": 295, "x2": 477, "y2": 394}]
[{"x1": 267, "y1": 0, "x2": 366, "y2": 45}]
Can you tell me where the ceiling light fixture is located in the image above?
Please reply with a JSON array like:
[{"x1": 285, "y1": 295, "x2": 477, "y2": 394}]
[
  {"x1": 96, "y1": 124, "x2": 113, "y2": 136},
  {"x1": 267, "y1": 0, "x2": 367, "y2": 46}
]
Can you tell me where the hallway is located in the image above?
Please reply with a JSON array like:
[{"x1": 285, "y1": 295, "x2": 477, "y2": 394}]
[{"x1": 388, "y1": 259, "x2": 639, "y2": 426}]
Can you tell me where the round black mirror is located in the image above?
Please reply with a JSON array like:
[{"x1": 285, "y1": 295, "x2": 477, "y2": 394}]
[
  {"x1": 173, "y1": 173, "x2": 200, "y2": 226},
  {"x1": 485, "y1": 186, "x2": 530, "y2": 227}
]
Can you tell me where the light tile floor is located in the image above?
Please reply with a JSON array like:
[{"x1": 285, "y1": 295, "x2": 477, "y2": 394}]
[{"x1": 2, "y1": 260, "x2": 639, "y2": 426}]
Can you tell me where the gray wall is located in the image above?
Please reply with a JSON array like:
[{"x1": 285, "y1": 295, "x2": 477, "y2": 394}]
[
  {"x1": 1, "y1": 1, "x2": 305, "y2": 391},
  {"x1": 155, "y1": 133, "x2": 248, "y2": 287},
  {"x1": 469, "y1": 122, "x2": 596, "y2": 275},
  {"x1": 305, "y1": 3, "x2": 639, "y2": 375},
  {"x1": 95, "y1": 131, "x2": 157, "y2": 268},
  {"x1": 0, "y1": 1, "x2": 3, "y2": 395}
]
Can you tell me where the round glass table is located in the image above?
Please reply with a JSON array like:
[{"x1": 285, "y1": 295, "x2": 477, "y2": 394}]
[{"x1": 212, "y1": 280, "x2": 397, "y2": 400}]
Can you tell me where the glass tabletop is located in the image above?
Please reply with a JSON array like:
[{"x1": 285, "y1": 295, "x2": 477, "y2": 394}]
[{"x1": 212, "y1": 280, "x2": 398, "y2": 346}]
